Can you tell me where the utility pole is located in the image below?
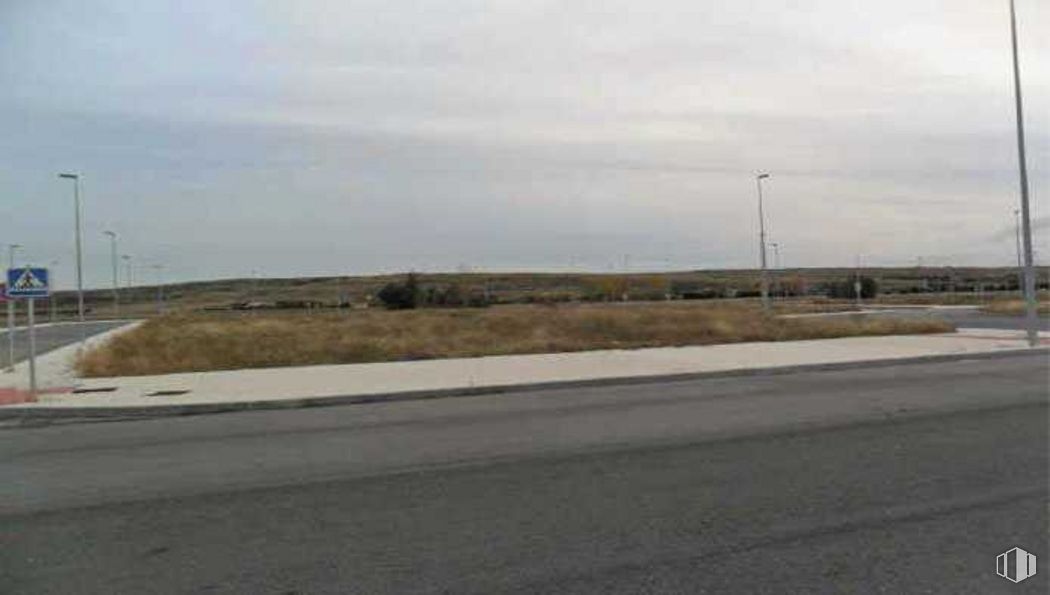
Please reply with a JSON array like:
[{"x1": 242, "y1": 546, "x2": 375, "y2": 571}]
[
  {"x1": 755, "y1": 173, "x2": 771, "y2": 311},
  {"x1": 104, "y1": 231, "x2": 119, "y2": 318},
  {"x1": 5, "y1": 243, "x2": 21, "y2": 372},
  {"x1": 1008, "y1": 0, "x2": 1038, "y2": 346}
]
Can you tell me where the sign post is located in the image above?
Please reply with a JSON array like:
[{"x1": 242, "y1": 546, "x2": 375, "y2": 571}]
[
  {"x1": 0, "y1": 283, "x2": 8, "y2": 373},
  {"x1": 27, "y1": 297, "x2": 36, "y2": 395},
  {"x1": 6, "y1": 267, "x2": 50, "y2": 399},
  {"x1": 3, "y1": 282, "x2": 11, "y2": 373}
]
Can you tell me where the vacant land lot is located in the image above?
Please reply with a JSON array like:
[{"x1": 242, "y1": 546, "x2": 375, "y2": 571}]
[{"x1": 77, "y1": 302, "x2": 953, "y2": 377}]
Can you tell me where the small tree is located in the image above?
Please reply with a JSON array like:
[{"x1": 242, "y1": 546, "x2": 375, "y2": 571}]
[
  {"x1": 827, "y1": 276, "x2": 878, "y2": 299},
  {"x1": 377, "y1": 273, "x2": 420, "y2": 309}
]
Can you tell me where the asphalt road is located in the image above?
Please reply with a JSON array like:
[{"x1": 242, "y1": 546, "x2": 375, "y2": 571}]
[
  {"x1": 2, "y1": 353, "x2": 1047, "y2": 594},
  {"x1": 915, "y1": 309, "x2": 1050, "y2": 331},
  {"x1": 0, "y1": 321, "x2": 129, "y2": 366},
  {"x1": 808, "y1": 307, "x2": 1050, "y2": 331}
]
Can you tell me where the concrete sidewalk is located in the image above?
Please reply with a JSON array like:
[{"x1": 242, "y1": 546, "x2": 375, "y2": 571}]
[
  {"x1": 0, "y1": 322, "x2": 141, "y2": 405},
  {"x1": 1, "y1": 327, "x2": 1046, "y2": 418}
]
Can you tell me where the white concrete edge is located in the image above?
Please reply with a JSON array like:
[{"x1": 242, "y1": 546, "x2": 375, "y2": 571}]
[
  {"x1": 1, "y1": 319, "x2": 134, "y2": 333},
  {"x1": 5, "y1": 348, "x2": 1047, "y2": 418},
  {"x1": 860, "y1": 304, "x2": 983, "y2": 311},
  {"x1": 1, "y1": 321, "x2": 143, "y2": 390},
  {"x1": 779, "y1": 306, "x2": 990, "y2": 319}
]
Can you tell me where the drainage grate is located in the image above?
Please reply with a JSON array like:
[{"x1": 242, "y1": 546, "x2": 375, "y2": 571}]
[
  {"x1": 72, "y1": 387, "x2": 118, "y2": 394},
  {"x1": 146, "y1": 390, "x2": 191, "y2": 397}
]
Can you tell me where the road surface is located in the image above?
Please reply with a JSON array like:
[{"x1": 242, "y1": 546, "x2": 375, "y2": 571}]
[
  {"x1": 0, "y1": 321, "x2": 129, "y2": 366},
  {"x1": 2, "y1": 353, "x2": 1047, "y2": 593},
  {"x1": 794, "y1": 307, "x2": 1050, "y2": 331},
  {"x1": 912, "y1": 308, "x2": 1049, "y2": 331}
]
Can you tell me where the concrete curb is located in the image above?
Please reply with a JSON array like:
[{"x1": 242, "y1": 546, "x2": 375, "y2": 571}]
[
  {"x1": 1, "y1": 347, "x2": 1045, "y2": 422},
  {"x1": 1, "y1": 321, "x2": 143, "y2": 392}
]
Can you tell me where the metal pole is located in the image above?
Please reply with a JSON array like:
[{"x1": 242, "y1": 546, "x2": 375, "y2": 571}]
[
  {"x1": 5, "y1": 244, "x2": 20, "y2": 373},
  {"x1": 58, "y1": 173, "x2": 85, "y2": 341},
  {"x1": 49, "y1": 260, "x2": 59, "y2": 323},
  {"x1": 74, "y1": 178, "x2": 84, "y2": 326},
  {"x1": 27, "y1": 298, "x2": 37, "y2": 398},
  {"x1": 854, "y1": 255, "x2": 863, "y2": 307},
  {"x1": 105, "y1": 231, "x2": 119, "y2": 318},
  {"x1": 154, "y1": 265, "x2": 164, "y2": 315},
  {"x1": 122, "y1": 255, "x2": 132, "y2": 288},
  {"x1": 1009, "y1": 0, "x2": 1038, "y2": 346},
  {"x1": 1014, "y1": 209, "x2": 1024, "y2": 294},
  {"x1": 756, "y1": 174, "x2": 771, "y2": 311},
  {"x1": 772, "y1": 242, "x2": 780, "y2": 299},
  {"x1": 251, "y1": 269, "x2": 259, "y2": 316}
]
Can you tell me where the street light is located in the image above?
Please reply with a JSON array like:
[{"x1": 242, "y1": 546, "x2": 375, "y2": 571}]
[
  {"x1": 104, "y1": 231, "x2": 119, "y2": 318},
  {"x1": 152, "y1": 264, "x2": 165, "y2": 315},
  {"x1": 771, "y1": 242, "x2": 781, "y2": 299},
  {"x1": 1008, "y1": 0, "x2": 1038, "y2": 346},
  {"x1": 57, "y1": 173, "x2": 85, "y2": 335},
  {"x1": 755, "y1": 173, "x2": 772, "y2": 311},
  {"x1": 122, "y1": 254, "x2": 132, "y2": 289},
  {"x1": 5, "y1": 243, "x2": 22, "y2": 372}
]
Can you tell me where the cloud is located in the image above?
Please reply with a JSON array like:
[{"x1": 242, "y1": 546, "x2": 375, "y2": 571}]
[
  {"x1": 988, "y1": 215, "x2": 1050, "y2": 241},
  {"x1": 0, "y1": 0, "x2": 1047, "y2": 285}
]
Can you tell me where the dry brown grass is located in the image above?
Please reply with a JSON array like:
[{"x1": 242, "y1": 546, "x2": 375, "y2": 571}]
[{"x1": 76, "y1": 302, "x2": 955, "y2": 377}]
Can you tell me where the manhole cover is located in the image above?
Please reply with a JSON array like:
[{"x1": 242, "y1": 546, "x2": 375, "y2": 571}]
[{"x1": 72, "y1": 387, "x2": 118, "y2": 394}]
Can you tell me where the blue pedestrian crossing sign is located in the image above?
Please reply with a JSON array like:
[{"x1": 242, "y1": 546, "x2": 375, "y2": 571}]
[{"x1": 6, "y1": 267, "x2": 50, "y2": 299}]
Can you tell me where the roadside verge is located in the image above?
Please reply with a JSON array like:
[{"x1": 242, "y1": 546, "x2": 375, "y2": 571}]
[{"x1": 1, "y1": 328, "x2": 1046, "y2": 421}]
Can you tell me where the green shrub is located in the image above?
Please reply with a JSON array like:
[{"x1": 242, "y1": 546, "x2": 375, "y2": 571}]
[
  {"x1": 827, "y1": 276, "x2": 878, "y2": 299},
  {"x1": 376, "y1": 273, "x2": 419, "y2": 309}
]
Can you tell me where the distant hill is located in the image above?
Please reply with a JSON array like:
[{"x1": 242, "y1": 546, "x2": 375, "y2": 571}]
[{"x1": 43, "y1": 266, "x2": 1049, "y2": 319}]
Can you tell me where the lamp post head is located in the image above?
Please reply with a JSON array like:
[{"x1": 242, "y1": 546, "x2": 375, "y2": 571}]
[
  {"x1": 104, "y1": 230, "x2": 117, "y2": 239},
  {"x1": 58, "y1": 173, "x2": 79, "y2": 180},
  {"x1": 757, "y1": 173, "x2": 771, "y2": 180}
]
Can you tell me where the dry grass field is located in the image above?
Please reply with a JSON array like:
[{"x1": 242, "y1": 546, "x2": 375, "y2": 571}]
[{"x1": 77, "y1": 301, "x2": 954, "y2": 377}]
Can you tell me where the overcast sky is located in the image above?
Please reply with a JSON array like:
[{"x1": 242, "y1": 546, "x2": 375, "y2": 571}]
[{"x1": 1, "y1": 0, "x2": 1047, "y2": 287}]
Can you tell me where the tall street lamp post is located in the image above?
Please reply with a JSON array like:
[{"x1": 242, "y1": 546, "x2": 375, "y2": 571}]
[
  {"x1": 104, "y1": 231, "x2": 119, "y2": 318},
  {"x1": 755, "y1": 173, "x2": 772, "y2": 311},
  {"x1": 153, "y1": 264, "x2": 165, "y2": 315},
  {"x1": 122, "y1": 255, "x2": 132, "y2": 289},
  {"x1": 57, "y1": 173, "x2": 86, "y2": 340},
  {"x1": 771, "y1": 242, "x2": 781, "y2": 299},
  {"x1": 1008, "y1": 0, "x2": 1038, "y2": 346},
  {"x1": 1013, "y1": 209, "x2": 1024, "y2": 295}
]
